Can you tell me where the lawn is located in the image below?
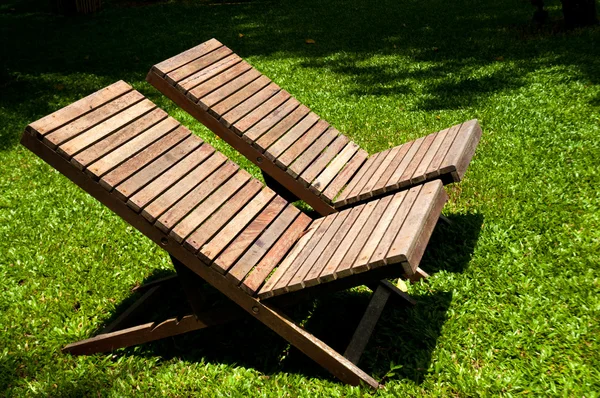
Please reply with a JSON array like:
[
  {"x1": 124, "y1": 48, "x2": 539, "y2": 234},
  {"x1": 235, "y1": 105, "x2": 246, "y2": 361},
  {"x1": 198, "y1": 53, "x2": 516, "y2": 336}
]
[{"x1": 1, "y1": 0, "x2": 599, "y2": 396}]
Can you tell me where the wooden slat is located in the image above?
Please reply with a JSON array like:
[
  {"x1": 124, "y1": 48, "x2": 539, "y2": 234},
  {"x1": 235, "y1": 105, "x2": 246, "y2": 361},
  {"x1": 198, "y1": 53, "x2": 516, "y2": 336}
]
[
  {"x1": 265, "y1": 112, "x2": 319, "y2": 162},
  {"x1": 382, "y1": 136, "x2": 426, "y2": 192},
  {"x1": 409, "y1": 129, "x2": 448, "y2": 184},
  {"x1": 220, "y1": 82, "x2": 280, "y2": 129},
  {"x1": 57, "y1": 99, "x2": 157, "y2": 159},
  {"x1": 368, "y1": 185, "x2": 422, "y2": 268},
  {"x1": 71, "y1": 108, "x2": 168, "y2": 170},
  {"x1": 43, "y1": 91, "x2": 144, "y2": 149},
  {"x1": 212, "y1": 196, "x2": 287, "y2": 274},
  {"x1": 340, "y1": 151, "x2": 386, "y2": 206},
  {"x1": 324, "y1": 149, "x2": 368, "y2": 204},
  {"x1": 241, "y1": 213, "x2": 312, "y2": 295},
  {"x1": 151, "y1": 39, "x2": 222, "y2": 76},
  {"x1": 276, "y1": 119, "x2": 329, "y2": 169},
  {"x1": 254, "y1": 104, "x2": 310, "y2": 152},
  {"x1": 288, "y1": 127, "x2": 338, "y2": 179},
  {"x1": 227, "y1": 205, "x2": 300, "y2": 284},
  {"x1": 242, "y1": 98, "x2": 300, "y2": 144},
  {"x1": 187, "y1": 61, "x2": 253, "y2": 102},
  {"x1": 199, "y1": 188, "x2": 276, "y2": 262},
  {"x1": 387, "y1": 181, "x2": 444, "y2": 267},
  {"x1": 309, "y1": 142, "x2": 359, "y2": 195},
  {"x1": 396, "y1": 132, "x2": 437, "y2": 189},
  {"x1": 199, "y1": 68, "x2": 262, "y2": 110},
  {"x1": 27, "y1": 81, "x2": 132, "y2": 137},
  {"x1": 269, "y1": 211, "x2": 339, "y2": 296},
  {"x1": 317, "y1": 200, "x2": 378, "y2": 284},
  {"x1": 86, "y1": 118, "x2": 180, "y2": 180},
  {"x1": 232, "y1": 90, "x2": 291, "y2": 135},
  {"x1": 183, "y1": 179, "x2": 263, "y2": 253},
  {"x1": 141, "y1": 152, "x2": 227, "y2": 222},
  {"x1": 177, "y1": 54, "x2": 242, "y2": 93},
  {"x1": 169, "y1": 170, "x2": 252, "y2": 242},
  {"x1": 210, "y1": 75, "x2": 271, "y2": 117},
  {"x1": 113, "y1": 135, "x2": 203, "y2": 201},
  {"x1": 333, "y1": 151, "x2": 378, "y2": 205},
  {"x1": 369, "y1": 141, "x2": 413, "y2": 197},
  {"x1": 333, "y1": 196, "x2": 393, "y2": 279},
  {"x1": 356, "y1": 145, "x2": 403, "y2": 201},
  {"x1": 166, "y1": 46, "x2": 233, "y2": 85},
  {"x1": 302, "y1": 206, "x2": 364, "y2": 288},
  {"x1": 127, "y1": 144, "x2": 215, "y2": 213},
  {"x1": 257, "y1": 218, "x2": 323, "y2": 299},
  {"x1": 99, "y1": 127, "x2": 191, "y2": 191},
  {"x1": 155, "y1": 161, "x2": 238, "y2": 233},
  {"x1": 425, "y1": 124, "x2": 461, "y2": 179},
  {"x1": 299, "y1": 134, "x2": 349, "y2": 187},
  {"x1": 439, "y1": 120, "x2": 481, "y2": 179},
  {"x1": 285, "y1": 208, "x2": 353, "y2": 292},
  {"x1": 351, "y1": 190, "x2": 409, "y2": 274}
]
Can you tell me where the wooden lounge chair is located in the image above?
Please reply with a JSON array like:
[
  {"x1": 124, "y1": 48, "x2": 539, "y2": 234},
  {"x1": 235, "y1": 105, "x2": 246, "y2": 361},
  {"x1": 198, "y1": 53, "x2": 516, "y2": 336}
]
[
  {"x1": 146, "y1": 38, "x2": 481, "y2": 216},
  {"x1": 21, "y1": 81, "x2": 449, "y2": 388}
]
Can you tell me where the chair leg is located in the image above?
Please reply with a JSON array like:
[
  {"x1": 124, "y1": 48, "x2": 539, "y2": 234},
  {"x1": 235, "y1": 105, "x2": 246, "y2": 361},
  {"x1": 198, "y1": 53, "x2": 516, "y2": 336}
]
[{"x1": 408, "y1": 267, "x2": 430, "y2": 283}]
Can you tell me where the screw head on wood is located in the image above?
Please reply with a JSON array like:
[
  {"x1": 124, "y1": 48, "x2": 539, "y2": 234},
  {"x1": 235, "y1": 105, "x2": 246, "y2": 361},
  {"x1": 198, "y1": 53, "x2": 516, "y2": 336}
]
[
  {"x1": 252, "y1": 306, "x2": 259, "y2": 314},
  {"x1": 256, "y1": 156, "x2": 263, "y2": 163},
  {"x1": 160, "y1": 237, "x2": 168, "y2": 246}
]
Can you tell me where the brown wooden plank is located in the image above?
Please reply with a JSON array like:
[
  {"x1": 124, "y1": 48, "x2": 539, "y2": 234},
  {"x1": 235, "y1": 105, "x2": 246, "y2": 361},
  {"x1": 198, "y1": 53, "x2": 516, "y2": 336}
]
[
  {"x1": 440, "y1": 119, "x2": 481, "y2": 180},
  {"x1": 187, "y1": 61, "x2": 253, "y2": 102},
  {"x1": 44, "y1": 91, "x2": 144, "y2": 149},
  {"x1": 397, "y1": 131, "x2": 437, "y2": 188},
  {"x1": 301, "y1": 206, "x2": 364, "y2": 288},
  {"x1": 425, "y1": 124, "x2": 461, "y2": 179},
  {"x1": 199, "y1": 68, "x2": 262, "y2": 110},
  {"x1": 351, "y1": 190, "x2": 408, "y2": 274},
  {"x1": 127, "y1": 143, "x2": 215, "y2": 213},
  {"x1": 269, "y1": 211, "x2": 339, "y2": 296},
  {"x1": 276, "y1": 119, "x2": 330, "y2": 169},
  {"x1": 324, "y1": 149, "x2": 368, "y2": 204},
  {"x1": 227, "y1": 205, "x2": 300, "y2": 284},
  {"x1": 141, "y1": 152, "x2": 227, "y2": 222},
  {"x1": 333, "y1": 195, "x2": 393, "y2": 279},
  {"x1": 387, "y1": 181, "x2": 444, "y2": 268},
  {"x1": 254, "y1": 104, "x2": 310, "y2": 152},
  {"x1": 299, "y1": 134, "x2": 349, "y2": 187},
  {"x1": 220, "y1": 82, "x2": 280, "y2": 129},
  {"x1": 309, "y1": 141, "x2": 359, "y2": 196},
  {"x1": 71, "y1": 108, "x2": 168, "y2": 170},
  {"x1": 232, "y1": 90, "x2": 291, "y2": 135},
  {"x1": 265, "y1": 112, "x2": 319, "y2": 162},
  {"x1": 99, "y1": 126, "x2": 190, "y2": 191},
  {"x1": 155, "y1": 161, "x2": 238, "y2": 233},
  {"x1": 241, "y1": 213, "x2": 312, "y2": 295},
  {"x1": 212, "y1": 196, "x2": 287, "y2": 274},
  {"x1": 333, "y1": 151, "x2": 378, "y2": 205},
  {"x1": 87, "y1": 118, "x2": 180, "y2": 180},
  {"x1": 285, "y1": 207, "x2": 353, "y2": 292},
  {"x1": 177, "y1": 54, "x2": 242, "y2": 93},
  {"x1": 341, "y1": 151, "x2": 388, "y2": 206},
  {"x1": 57, "y1": 99, "x2": 157, "y2": 159},
  {"x1": 183, "y1": 179, "x2": 263, "y2": 253},
  {"x1": 257, "y1": 218, "x2": 323, "y2": 299},
  {"x1": 242, "y1": 98, "x2": 300, "y2": 144},
  {"x1": 165, "y1": 46, "x2": 233, "y2": 85},
  {"x1": 27, "y1": 81, "x2": 132, "y2": 137},
  {"x1": 210, "y1": 75, "x2": 271, "y2": 117},
  {"x1": 199, "y1": 188, "x2": 277, "y2": 262},
  {"x1": 368, "y1": 185, "x2": 422, "y2": 268},
  {"x1": 169, "y1": 170, "x2": 252, "y2": 243},
  {"x1": 409, "y1": 129, "x2": 448, "y2": 184},
  {"x1": 113, "y1": 135, "x2": 203, "y2": 201},
  {"x1": 369, "y1": 141, "x2": 413, "y2": 197},
  {"x1": 383, "y1": 136, "x2": 426, "y2": 192},
  {"x1": 356, "y1": 145, "x2": 403, "y2": 201},
  {"x1": 287, "y1": 127, "x2": 338, "y2": 179},
  {"x1": 317, "y1": 200, "x2": 378, "y2": 284},
  {"x1": 151, "y1": 39, "x2": 223, "y2": 76}
]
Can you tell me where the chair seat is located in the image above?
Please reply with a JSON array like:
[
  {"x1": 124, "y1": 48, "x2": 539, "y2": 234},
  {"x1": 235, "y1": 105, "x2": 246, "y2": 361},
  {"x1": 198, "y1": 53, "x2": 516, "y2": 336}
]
[
  {"x1": 25, "y1": 81, "x2": 447, "y2": 300},
  {"x1": 147, "y1": 38, "x2": 479, "y2": 213}
]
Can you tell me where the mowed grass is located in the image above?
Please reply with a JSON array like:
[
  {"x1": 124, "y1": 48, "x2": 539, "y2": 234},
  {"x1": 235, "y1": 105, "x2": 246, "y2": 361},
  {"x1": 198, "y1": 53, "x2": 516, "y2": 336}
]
[{"x1": 1, "y1": 0, "x2": 599, "y2": 396}]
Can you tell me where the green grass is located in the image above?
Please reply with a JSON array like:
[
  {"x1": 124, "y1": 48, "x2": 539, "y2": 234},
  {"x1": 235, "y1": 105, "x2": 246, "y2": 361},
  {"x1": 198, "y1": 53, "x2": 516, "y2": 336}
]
[{"x1": 1, "y1": 0, "x2": 599, "y2": 395}]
